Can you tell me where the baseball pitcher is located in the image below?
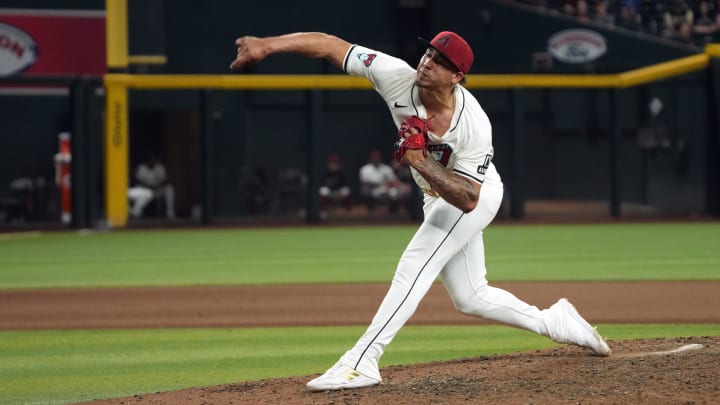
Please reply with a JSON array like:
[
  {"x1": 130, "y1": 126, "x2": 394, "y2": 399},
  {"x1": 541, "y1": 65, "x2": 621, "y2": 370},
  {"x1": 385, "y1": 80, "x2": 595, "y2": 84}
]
[{"x1": 230, "y1": 30, "x2": 611, "y2": 392}]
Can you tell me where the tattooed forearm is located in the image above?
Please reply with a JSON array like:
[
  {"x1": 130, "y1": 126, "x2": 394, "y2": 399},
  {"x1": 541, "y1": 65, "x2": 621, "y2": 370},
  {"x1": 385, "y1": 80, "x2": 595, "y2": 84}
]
[{"x1": 405, "y1": 150, "x2": 480, "y2": 212}]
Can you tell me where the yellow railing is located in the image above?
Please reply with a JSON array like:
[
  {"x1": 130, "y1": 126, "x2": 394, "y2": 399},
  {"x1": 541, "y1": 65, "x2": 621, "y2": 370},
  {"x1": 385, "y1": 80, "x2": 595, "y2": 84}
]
[
  {"x1": 105, "y1": 0, "x2": 128, "y2": 70},
  {"x1": 103, "y1": 45, "x2": 718, "y2": 227},
  {"x1": 105, "y1": 48, "x2": 714, "y2": 91},
  {"x1": 466, "y1": 53, "x2": 709, "y2": 88}
]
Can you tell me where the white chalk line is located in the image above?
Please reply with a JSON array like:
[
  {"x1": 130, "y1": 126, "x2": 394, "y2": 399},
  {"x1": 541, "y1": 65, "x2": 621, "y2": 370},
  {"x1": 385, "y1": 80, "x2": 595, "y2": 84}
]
[
  {"x1": 619, "y1": 343, "x2": 705, "y2": 358},
  {"x1": 0, "y1": 231, "x2": 43, "y2": 241}
]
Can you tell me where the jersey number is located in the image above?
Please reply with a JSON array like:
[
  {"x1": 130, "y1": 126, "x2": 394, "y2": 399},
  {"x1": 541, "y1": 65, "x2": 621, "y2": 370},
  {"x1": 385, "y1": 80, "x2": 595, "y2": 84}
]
[
  {"x1": 477, "y1": 154, "x2": 492, "y2": 175},
  {"x1": 427, "y1": 144, "x2": 452, "y2": 167}
]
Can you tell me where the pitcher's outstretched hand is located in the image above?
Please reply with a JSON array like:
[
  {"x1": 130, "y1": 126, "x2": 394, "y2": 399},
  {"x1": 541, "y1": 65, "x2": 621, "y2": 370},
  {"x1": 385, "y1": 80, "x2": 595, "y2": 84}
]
[{"x1": 230, "y1": 36, "x2": 268, "y2": 69}]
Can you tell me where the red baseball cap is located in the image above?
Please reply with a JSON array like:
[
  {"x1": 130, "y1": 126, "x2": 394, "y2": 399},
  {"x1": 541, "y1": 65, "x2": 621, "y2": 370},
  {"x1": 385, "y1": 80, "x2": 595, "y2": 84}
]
[{"x1": 418, "y1": 31, "x2": 474, "y2": 74}]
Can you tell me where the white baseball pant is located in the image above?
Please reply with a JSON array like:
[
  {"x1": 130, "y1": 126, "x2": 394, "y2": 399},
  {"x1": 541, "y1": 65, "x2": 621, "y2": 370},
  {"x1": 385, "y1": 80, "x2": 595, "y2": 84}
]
[{"x1": 339, "y1": 178, "x2": 549, "y2": 379}]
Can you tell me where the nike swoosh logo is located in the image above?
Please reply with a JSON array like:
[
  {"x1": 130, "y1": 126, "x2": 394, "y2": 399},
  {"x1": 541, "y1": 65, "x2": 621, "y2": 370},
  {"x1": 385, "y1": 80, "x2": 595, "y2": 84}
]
[{"x1": 393, "y1": 102, "x2": 408, "y2": 108}]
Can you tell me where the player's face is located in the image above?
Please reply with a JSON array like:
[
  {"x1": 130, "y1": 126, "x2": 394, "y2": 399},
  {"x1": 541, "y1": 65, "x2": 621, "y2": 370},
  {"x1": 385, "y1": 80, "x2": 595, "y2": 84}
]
[{"x1": 416, "y1": 48, "x2": 462, "y2": 88}]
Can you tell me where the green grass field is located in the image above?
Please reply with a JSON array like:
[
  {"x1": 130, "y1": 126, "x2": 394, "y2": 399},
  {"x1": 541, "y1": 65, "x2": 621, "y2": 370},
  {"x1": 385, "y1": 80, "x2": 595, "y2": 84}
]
[
  {"x1": 1, "y1": 222, "x2": 718, "y2": 288},
  {"x1": 1, "y1": 222, "x2": 719, "y2": 404},
  {"x1": 1, "y1": 325, "x2": 720, "y2": 405}
]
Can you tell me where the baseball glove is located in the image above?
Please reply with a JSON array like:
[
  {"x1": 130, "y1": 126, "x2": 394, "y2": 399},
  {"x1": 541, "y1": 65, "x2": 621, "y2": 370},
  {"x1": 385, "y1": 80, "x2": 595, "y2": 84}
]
[{"x1": 393, "y1": 115, "x2": 428, "y2": 163}]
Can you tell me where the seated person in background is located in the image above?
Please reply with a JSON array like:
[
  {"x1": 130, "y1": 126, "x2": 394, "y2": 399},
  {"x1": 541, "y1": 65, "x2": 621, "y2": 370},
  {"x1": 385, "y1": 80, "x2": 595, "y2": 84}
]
[
  {"x1": 128, "y1": 156, "x2": 176, "y2": 219},
  {"x1": 241, "y1": 165, "x2": 271, "y2": 213},
  {"x1": 319, "y1": 153, "x2": 352, "y2": 214},
  {"x1": 359, "y1": 149, "x2": 409, "y2": 213},
  {"x1": 390, "y1": 158, "x2": 414, "y2": 213}
]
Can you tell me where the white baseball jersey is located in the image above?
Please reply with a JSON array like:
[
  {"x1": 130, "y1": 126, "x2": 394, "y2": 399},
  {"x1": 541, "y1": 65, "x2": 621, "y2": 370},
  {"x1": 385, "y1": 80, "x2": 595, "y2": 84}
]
[
  {"x1": 358, "y1": 162, "x2": 396, "y2": 186},
  {"x1": 343, "y1": 45, "x2": 501, "y2": 198},
  {"x1": 327, "y1": 44, "x2": 561, "y2": 382},
  {"x1": 135, "y1": 163, "x2": 167, "y2": 188}
]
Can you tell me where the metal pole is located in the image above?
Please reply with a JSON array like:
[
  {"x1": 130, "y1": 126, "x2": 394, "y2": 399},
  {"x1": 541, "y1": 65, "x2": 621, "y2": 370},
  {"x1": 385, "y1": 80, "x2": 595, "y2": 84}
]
[
  {"x1": 706, "y1": 59, "x2": 720, "y2": 215},
  {"x1": 200, "y1": 89, "x2": 214, "y2": 224},
  {"x1": 510, "y1": 88, "x2": 526, "y2": 219},
  {"x1": 86, "y1": 80, "x2": 102, "y2": 227},
  {"x1": 70, "y1": 78, "x2": 89, "y2": 229},
  {"x1": 609, "y1": 88, "x2": 621, "y2": 218},
  {"x1": 305, "y1": 90, "x2": 322, "y2": 223}
]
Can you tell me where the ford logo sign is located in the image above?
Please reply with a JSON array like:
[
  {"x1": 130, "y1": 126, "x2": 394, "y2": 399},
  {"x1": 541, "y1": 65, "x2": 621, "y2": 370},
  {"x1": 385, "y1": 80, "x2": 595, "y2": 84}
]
[
  {"x1": 548, "y1": 29, "x2": 606, "y2": 64},
  {"x1": 0, "y1": 22, "x2": 38, "y2": 76}
]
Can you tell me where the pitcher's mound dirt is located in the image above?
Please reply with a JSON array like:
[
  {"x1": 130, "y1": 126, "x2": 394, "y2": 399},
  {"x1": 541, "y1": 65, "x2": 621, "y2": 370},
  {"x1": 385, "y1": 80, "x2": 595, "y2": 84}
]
[{"x1": 87, "y1": 336, "x2": 719, "y2": 405}]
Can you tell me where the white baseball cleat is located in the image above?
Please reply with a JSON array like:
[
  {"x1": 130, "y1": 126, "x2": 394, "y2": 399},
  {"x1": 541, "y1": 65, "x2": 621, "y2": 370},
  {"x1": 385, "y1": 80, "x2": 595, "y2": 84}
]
[
  {"x1": 306, "y1": 361, "x2": 381, "y2": 391},
  {"x1": 545, "y1": 298, "x2": 612, "y2": 357}
]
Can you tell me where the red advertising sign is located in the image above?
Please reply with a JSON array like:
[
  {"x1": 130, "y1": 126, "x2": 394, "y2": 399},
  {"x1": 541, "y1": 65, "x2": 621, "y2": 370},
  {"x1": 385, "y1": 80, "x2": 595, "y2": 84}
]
[{"x1": 0, "y1": 9, "x2": 106, "y2": 76}]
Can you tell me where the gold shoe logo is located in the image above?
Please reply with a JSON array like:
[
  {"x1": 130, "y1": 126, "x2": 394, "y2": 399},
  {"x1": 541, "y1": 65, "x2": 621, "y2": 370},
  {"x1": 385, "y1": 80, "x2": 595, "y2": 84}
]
[{"x1": 341, "y1": 370, "x2": 361, "y2": 381}]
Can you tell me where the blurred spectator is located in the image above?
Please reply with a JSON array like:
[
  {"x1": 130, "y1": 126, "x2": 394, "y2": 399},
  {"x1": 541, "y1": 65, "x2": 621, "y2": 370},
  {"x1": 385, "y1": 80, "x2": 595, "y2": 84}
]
[
  {"x1": 511, "y1": 0, "x2": 714, "y2": 45},
  {"x1": 639, "y1": 0, "x2": 666, "y2": 34},
  {"x1": 694, "y1": 1, "x2": 717, "y2": 44},
  {"x1": 560, "y1": 0, "x2": 576, "y2": 16},
  {"x1": 662, "y1": 0, "x2": 694, "y2": 40},
  {"x1": 319, "y1": 153, "x2": 352, "y2": 216},
  {"x1": 617, "y1": 1, "x2": 644, "y2": 31},
  {"x1": 358, "y1": 149, "x2": 405, "y2": 213},
  {"x1": 128, "y1": 156, "x2": 176, "y2": 219},
  {"x1": 593, "y1": 0, "x2": 616, "y2": 27},
  {"x1": 557, "y1": 0, "x2": 594, "y2": 24},
  {"x1": 675, "y1": 20, "x2": 697, "y2": 44},
  {"x1": 622, "y1": 0, "x2": 640, "y2": 7},
  {"x1": 515, "y1": 0, "x2": 549, "y2": 9},
  {"x1": 576, "y1": 0, "x2": 592, "y2": 23}
]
